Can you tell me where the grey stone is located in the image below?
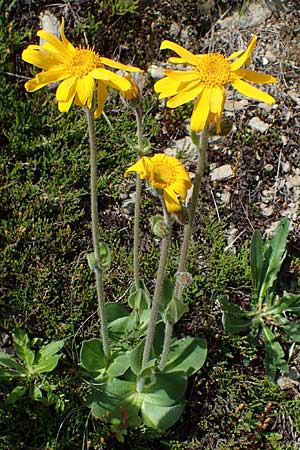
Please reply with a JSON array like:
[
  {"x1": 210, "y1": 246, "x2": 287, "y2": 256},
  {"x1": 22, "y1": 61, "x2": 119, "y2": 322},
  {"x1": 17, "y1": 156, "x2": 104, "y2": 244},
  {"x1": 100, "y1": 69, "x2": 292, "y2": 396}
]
[
  {"x1": 210, "y1": 164, "x2": 234, "y2": 181},
  {"x1": 148, "y1": 64, "x2": 165, "y2": 80},
  {"x1": 218, "y1": 1, "x2": 272, "y2": 29},
  {"x1": 248, "y1": 117, "x2": 270, "y2": 133},
  {"x1": 39, "y1": 11, "x2": 60, "y2": 44}
]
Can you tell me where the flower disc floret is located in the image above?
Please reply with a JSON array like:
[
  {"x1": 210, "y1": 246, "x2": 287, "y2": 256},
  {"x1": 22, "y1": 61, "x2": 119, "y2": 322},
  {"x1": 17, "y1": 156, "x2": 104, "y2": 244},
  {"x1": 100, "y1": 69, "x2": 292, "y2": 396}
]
[
  {"x1": 125, "y1": 154, "x2": 191, "y2": 213},
  {"x1": 22, "y1": 18, "x2": 141, "y2": 117},
  {"x1": 154, "y1": 37, "x2": 277, "y2": 133},
  {"x1": 196, "y1": 54, "x2": 231, "y2": 87}
]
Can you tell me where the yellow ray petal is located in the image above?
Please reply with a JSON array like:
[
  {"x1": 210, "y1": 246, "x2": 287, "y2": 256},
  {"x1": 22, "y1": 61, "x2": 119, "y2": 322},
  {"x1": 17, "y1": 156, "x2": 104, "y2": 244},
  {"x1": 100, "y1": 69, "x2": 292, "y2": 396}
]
[
  {"x1": 90, "y1": 68, "x2": 131, "y2": 90},
  {"x1": 60, "y1": 17, "x2": 76, "y2": 54},
  {"x1": 56, "y1": 75, "x2": 77, "y2": 102},
  {"x1": 22, "y1": 46, "x2": 58, "y2": 69},
  {"x1": 36, "y1": 69, "x2": 68, "y2": 84},
  {"x1": 163, "y1": 70, "x2": 200, "y2": 82},
  {"x1": 160, "y1": 40, "x2": 199, "y2": 66},
  {"x1": 232, "y1": 79, "x2": 275, "y2": 104},
  {"x1": 171, "y1": 180, "x2": 189, "y2": 199},
  {"x1": 168, "y1": 57, "x2": 186, "y2": 63},
  {"x1": 209, "y1": 86, "x2": 225, "y2": 114},
  {"x1": 99, "y1": 57, "x2": 141, "y2": 72},
  {"x1": 163, "y1": 188, "x2": 181, "y2": 213},
  {"x1": 230, "y1": 36, "x2": 257, "y2": 71},
  {"x1": 76, "y1": 75, "x2": 95, "y2": 108},
  {"x1": 154, "y1": 76, "x2": 181, "y2": 93},
  {"x1": 94, "y1": 82, "x2": 108, "y2": 119},
  {"x1": 37, "y1": 29, "x2": 70, "y2": 56},
  {"x1": 58, "y1": 94, "x2": 76, "y2": 112},
  {"x1": 167, "y1": 83, "x2": 204, "y2": 108},
  {"x1": 227, "y1": 49, "x2": 244, "y2": 61},
  {"x1": 24, "y1": 77, "x2": 49, "y2": 92},
  {"x1": 235, "y1": 68, "x2": 277, "y2": 84},
  {"x1": 125, "y1": 157, "x2": 152, "y2": 179},
  {"x1": 190, "y1": 88, "x2": 210, "y2": 132}
]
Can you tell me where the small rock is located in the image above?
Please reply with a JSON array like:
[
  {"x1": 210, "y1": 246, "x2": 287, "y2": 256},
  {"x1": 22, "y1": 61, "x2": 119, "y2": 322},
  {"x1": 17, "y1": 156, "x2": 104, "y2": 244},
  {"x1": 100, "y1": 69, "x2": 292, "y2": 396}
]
[
  {"x1": 210, "y1": 164, "x2": 234, "y2": 181},
  {"x1": 169, "y1": 21, "x2": 181, "y2": 38},
  {"x1": 248, "y1": 117, "x2": 270, "y2": 133},
  {"x1": 218, "y1": 1, "x2": 272, "y2": 29},
  {"x1": 220, "y1": 190, "x2": 231, "y2": 205},
  {"x1": 264, "y1": 164, "x2": 274, "y2": 172},
  {"x1": 258, "y1": 102, "x2": 273, "y2": 113},
  {"x1": 281, "y1": 160, "x2": 290, "y2": 172},
  {"x1": 148, "y1": 64, "x2": 164, "y2": 79},
  {"x1": 287, "y1": 175, "x2": 300, "y2": 189},
  {"x1": 262, "y1": 57, "x2": 269, "y2": 66},
  {"x1": 39, "y1": 11, "x2": 60, "y2": 44},
  {"x1": 225, "y1": 99, "x2": 249, "y2": 111},
  {"x1": 281, "y1": 135, "x2": 288, "y2": 146},
  {"x1": 261, "y1": 205, "x2": 274, "y2": 217}
]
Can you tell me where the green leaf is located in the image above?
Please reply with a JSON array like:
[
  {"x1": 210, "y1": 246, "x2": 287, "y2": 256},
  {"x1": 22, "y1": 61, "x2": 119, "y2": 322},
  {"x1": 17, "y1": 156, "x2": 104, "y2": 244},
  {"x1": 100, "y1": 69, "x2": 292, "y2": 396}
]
[
  {"x1": 128, "y1": 280, "x2": 151, "y2": 312},
  {"x1": 108, "y1": 314, "x2": 137, "y2": 336},
  {"x1": 262, "y1": 325, "x2": 288, "y2": 380},
  {"x1": 282, "y1": 322, "x2": 300, "y2": 342},
  {"x1": 251, "y1": 229, "x2": 264, "y2": 302},
  {"x1": 104, "y1": 378, "x2": 137, "y2": 398},
  {"x1": 163, "y1": 296, "x2": 188, "y2": 324},
  {"x1": 274, "y1": 292, "x2": 300, "y2": 314},
  {"x1": 130, "y1": 340, "x2": 145, "y2": 376},
  {"x1": 164, "y1": 337, "x2": 207, "y2": 376},
  {"x1": 158, "y1": 279, "x2": 175, "y2": 314},
  {"x1": 87, "y1": 242, "x2": 111, "y2": 272},
  {"x1": 30, "y1": 385, "x2": 43, "y2": 401},
  {"x1": 143, "y1": 371, "x2": 187, "y2": 406},
  {"x1": 33, "y1": 354, "x2": 62, "y2": 374},
  {"x1": 6, "y1": 385, "x2": 27, "y2": 404},
  {"x1": 257, "y1": 218, "x2": 289, "y2": 302},
  {"x1": 0, "y1": 353, "x2": 26, "y2": 375},
  {"x1": 105, "y1": 302, "x2": 129, "y2": 323},
  {"x1": 0, "y1": 368, "x2": 20, "y2": 381},
  {"x1": 38, "y1": 340, "x2": 64, "y2": 359},
  {"x1": 141, "y1": 400, "x2": 185, "y2": 430},
  {"x1": 80, "y1": 338, "x2": 107, "y2": 372},
  {"x1": 33, "y1": 340, "x2": 64, "y2": 374},
  {"x1": 107, "y1": 353, "x2": 130, "y2": 378},
  {"x1": 219, "y1": 296, "x2": 252, "y2": 334},
  {"x1": 128, "y1": 285, "x2": 151, "y2": 313},
  {"x1": 12, "y1": 328, "x2": 35, "y2": 370}
]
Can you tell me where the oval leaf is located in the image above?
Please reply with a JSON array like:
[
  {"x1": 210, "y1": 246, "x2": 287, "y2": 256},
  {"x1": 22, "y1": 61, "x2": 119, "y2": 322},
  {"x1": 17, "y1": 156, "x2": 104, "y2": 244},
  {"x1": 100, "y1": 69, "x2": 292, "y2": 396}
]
[
  {"x1": 164, "y1": 337, "x2": 207, "y2": 376},
  {"x1": 80, "y1": 338, "x2": 107, "y2": 372}
]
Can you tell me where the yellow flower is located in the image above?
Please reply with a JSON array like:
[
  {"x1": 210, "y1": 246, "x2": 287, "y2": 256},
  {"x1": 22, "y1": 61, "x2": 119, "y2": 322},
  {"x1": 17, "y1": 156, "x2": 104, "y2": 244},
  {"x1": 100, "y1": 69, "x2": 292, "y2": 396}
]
[
  {"x1": 121, "y1": 75, "x2": 140, "y2": 101},
  {"x1": 154, "y1": 37, "x2": 277, "y2": 132},
  {"x1": 125, "y1": 153, "x2": 191, "y2": 213},
  {"x1": 22, "y1": 18, "x2": 141, "y2": 118}
]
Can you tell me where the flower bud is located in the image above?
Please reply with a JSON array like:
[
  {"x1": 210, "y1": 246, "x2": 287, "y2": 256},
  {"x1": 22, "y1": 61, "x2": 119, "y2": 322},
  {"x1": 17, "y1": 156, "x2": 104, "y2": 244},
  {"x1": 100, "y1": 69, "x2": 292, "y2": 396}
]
[
  {"x1": 176, "y1": 271, "x2": 193, "y2": 288},
  {"x1": 149, "y1": 214, "x2": 169, "y2": 238},
  {"x1": 121, "y1": 75, "x2": 140, "y2": 105}
]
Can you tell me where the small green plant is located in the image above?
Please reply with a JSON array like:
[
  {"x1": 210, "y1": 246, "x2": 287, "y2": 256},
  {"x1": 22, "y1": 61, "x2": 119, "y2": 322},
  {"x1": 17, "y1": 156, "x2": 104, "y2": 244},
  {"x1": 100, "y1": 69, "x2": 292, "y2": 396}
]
[
  {"x1": 220, "y1": 218, "x2": 300, "y2": 380},
  {"x1": 17, "y1": 14, "x2": 279, "y2": 440},
  {"x1": 0, "y1": 328, "x2": 64, "y2": 408}
]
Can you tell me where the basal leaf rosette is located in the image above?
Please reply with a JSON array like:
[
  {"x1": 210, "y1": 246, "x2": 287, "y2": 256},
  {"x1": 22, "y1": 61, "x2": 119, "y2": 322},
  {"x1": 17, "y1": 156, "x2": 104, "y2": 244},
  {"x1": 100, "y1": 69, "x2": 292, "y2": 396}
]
[
  {"x1": 22, "y1": 18, "x2": 141, "y2": 117},
  {"x1": 154, "y1": 37, "x2": 277, "y2": 132},
  {"x1": 125, "y1": 153, "x2": 192, "y2": 213}
]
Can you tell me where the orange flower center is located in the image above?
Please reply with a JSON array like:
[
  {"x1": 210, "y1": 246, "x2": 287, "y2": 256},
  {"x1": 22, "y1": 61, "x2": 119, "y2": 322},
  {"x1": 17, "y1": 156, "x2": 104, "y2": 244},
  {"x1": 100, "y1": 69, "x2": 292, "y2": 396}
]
[
  {"x1": 197, "y1": 53, "x2": 231, "y2": 87},
  {"x1": 151, "y1": 162, "x2": 176, "y2": 190},
  {"x1": 68, "y1": 48, "x2": 102, "y2": 77}
]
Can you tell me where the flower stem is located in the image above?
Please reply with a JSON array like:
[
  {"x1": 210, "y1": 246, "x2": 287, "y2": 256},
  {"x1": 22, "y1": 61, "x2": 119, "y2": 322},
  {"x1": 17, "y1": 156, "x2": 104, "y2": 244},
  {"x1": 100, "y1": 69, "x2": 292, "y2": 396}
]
[
  {"x1": 133, "y1": 105, "x2": 144, "y2": 287},
  {"x1": 137, "y1": 204, "x2": 171, "y2": 392},
  {"x1": 177, "y1": 128, "x2": 208, "y2": 275},
  {"x1": 84, "y1": 107, "x2": 110, "y2": 360},
  {"x1": 159, "y1": 127, "x2": 208, "y2": 370}
]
